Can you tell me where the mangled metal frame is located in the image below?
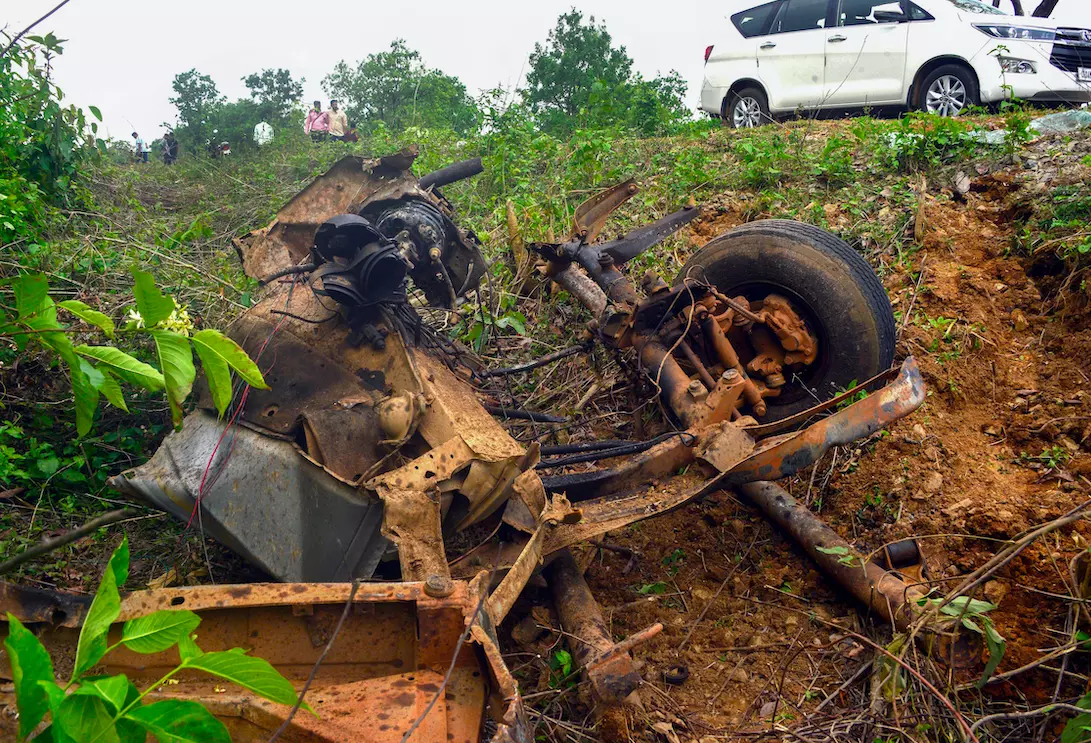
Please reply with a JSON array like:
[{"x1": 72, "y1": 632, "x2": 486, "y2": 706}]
[{"x1": 2, "y1": 149, "x2": 958, "y2": 742}]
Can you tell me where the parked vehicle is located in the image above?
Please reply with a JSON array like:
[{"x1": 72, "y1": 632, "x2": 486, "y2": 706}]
[{"x1": 700, "y1": 0, "x2": 1091, "y2": 127}]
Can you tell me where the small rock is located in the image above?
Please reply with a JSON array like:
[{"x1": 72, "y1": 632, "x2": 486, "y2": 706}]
[
  {"x1": 954, "y1": 171, "x2": 971, "y2": 196},
  {"x1": 692, "y1": 587, "x2": 714, "y2": 602},
  {"x1": 943, "y1": 498, "x2": 974, "y2": 516},
  {"x1": 1059, "y1": 436, "x2": 1080, "y2": 454},
  {"x1": 923, "y1": 472, "x2": 943, "y2": 493},
  {"x1": 984, "y1": 580, "x2": 1009, "y2": 605},
  {"x1": 982, "y1": 424, "x2": 1002, "y2": 437},
  {"x1": 1012, "y1": 309, "x2": 1029, "y2": 332},
  {"x1": 731, "y1": 519, "x2": 747, "y2": 537},
  {"x1": 912, "y1": 424, "x2": 927, "y2": 439},
  {"x1": 759, "y1": 701, "x2": 777, "y2": 718},
  {"x1": 729, "y1": 667, "x2": 749, "y2": 683},
  {"x1": 910, "y1": 489, "x2": 928, "y2": 501},
  {"x1": 994, "y1": 282, "x2": 1008, "y2": 293}
]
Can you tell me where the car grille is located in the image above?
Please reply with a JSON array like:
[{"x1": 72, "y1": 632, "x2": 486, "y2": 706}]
[{"x1": 1050, "y1": 28, "x2": 1091, "y2": 73}]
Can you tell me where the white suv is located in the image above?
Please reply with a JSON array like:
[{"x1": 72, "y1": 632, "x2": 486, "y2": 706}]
[{"x1": 700, "y1": 0, "x2": 1091, "y2": 127}]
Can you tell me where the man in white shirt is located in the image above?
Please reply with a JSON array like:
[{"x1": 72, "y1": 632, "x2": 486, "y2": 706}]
[
  {"x1": 131, "y1": 132, "x2": 148, "y2": 163},
  {"x1": 327, "y1": 100, "x2": 349, "y2": 142},
  {"x1": 254, "y1": 121, "x2": 274, "y2": 146}
]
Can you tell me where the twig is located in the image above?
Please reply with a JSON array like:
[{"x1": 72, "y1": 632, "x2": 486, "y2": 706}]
[
  {"x1": 0, "y1": 508, "x2": 137, "y2": 575},
  {"x1": 969, "y1": 702, "x2": 1089, "y2": 736},
  {"x1": 899, "y1": 256, "x2": 928, "y2": 336},
  {"x1": 267, "y1": 579, "x2": 361, "y2": 742},
  {"x1": 0, "y1": 0, "x2": 74, "y2": 59},
  {"x1": 814, "y1": 660, "x2": 873, "y2": 712}
]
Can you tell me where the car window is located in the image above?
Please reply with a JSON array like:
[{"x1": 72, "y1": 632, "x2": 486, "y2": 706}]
[
  {"x1": 837, "y1": 0, "x2": 903, "y2": 25},
  {"x1": 941, "y1": 0, "x2": 1006, "y2": 14},
  {"x1": 770, "y1": 0, "x2": 830, "y2": 34},
  {"x1": 732, "y1": 1, "x2": 781, "y2": 38},
  {"x1": 907, "y1": 1, "x2": 934, "y2": 19}
]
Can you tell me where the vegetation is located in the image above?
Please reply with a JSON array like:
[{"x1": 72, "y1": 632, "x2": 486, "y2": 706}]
[{"x1": 5, "y1": 537, "x2": 301, "y2": 742}]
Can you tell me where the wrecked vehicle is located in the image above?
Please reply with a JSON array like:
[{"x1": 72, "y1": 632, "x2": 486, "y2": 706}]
[{"x1": 3, "y1": 149, "x2": 954, "y2": 741}]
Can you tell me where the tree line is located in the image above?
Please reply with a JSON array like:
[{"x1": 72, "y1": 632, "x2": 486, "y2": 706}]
[{"x1": 166, "y1": 9, "x2": 690, "y2": 155}]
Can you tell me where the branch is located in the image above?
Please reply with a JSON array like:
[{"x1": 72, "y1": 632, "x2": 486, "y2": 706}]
[
  {"x1": 0, "y1": 0, "x2": 75, "y2": 59},
  {"x1": 0, "y1": 508, "x2": 138, "y2": 575}
]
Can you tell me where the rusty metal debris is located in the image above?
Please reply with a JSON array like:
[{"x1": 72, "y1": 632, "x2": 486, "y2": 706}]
[{"x1": 3, "y1": 151, "x2": 956, "y2": 742}]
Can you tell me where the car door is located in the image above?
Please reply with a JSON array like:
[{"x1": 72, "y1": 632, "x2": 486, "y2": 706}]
[
  {"x1": 822, "y1": 0, "x2": 910, "y2": 106},
  {"x1": 756, "y1": 0, "x2": 833, "y2": 112}
]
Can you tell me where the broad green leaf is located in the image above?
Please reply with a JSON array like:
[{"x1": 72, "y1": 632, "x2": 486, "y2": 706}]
[
  {"x1": 67, "y1": 356, "x2": 100, "y2": 438},
  {"x1": 55, "y1": 692, "x2": 119, "y2": 743},
  {"x1": 976, "y1": 617, "x2": 1006, "y2": 689},
  {"x1": 192, "y1": 329, "x2": 268, "y2": 388},
  {"x1": 1063, "y1": 714, "x2": 1091, "y2": 743},
  {"x1": 182, "y1": 649, "x2": 307, "y2": 710},
  {"x1": 72, "y1": 538, "x2": 129, "y2": 681},
  {"x1": 75, "y1": 675, "x2": 131, "y2": 713},
  {"x1": 88, "y1": 105, "x2": 102, "y2": 121},
  {"x1": 13, "y1": 274, "x2": 52, "y2": 320},
  {"x1": 58, "y1": 301, "x2": 114, "y2": 338},
  {"x1": 193, "y1": 339, "x2": 231, "y2": 416},
  {"x1": 4, "y1": 613, "x2": 56, "y2": 739},
  {"x1": 152, "y1": 331, "x2": 196, "y2": 429},
  {"x1": 38, "y1": 679, "x2": 75, "y2": 743},
  {"x1": 177, "y1": 633, "x2": 202, "y2": 662},
  {"x1": 74, "y1": 346, "x2": 164, "y2": 392},
  {"x1": 121, "y1": 610, "x2": 200, "y2": 654},
  {"x1": 95, "y1": 369, "x2": 128, "y2": 413},
  {"x1": 131, "y1": 270, "x2": 174, "y2": 327},
  {"x1": 815, "y1": 545, "x2": 850, "y2": 556},
  {"x1": 940, "y1": 597, "x2": 997, "y2": 619},
  {"x1": 124, "y1": 700, "x2": 230, "y2": 743}
]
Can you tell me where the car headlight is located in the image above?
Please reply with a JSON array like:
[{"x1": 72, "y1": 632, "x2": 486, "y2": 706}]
[
  {"x1": 998, "y1": 57, "x2": 1037, "y2": 74},
  {"x1": 974, "y1": 24, "x2": 1056, "y2": 41}
]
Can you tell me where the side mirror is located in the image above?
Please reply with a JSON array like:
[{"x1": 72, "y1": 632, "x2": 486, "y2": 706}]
[{"x1": 873, "y1": 9, "x2": 907, "y2": 22}]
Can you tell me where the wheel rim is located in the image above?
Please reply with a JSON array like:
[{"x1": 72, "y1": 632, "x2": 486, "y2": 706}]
[
  {"x1": 733, "y1": 97, "x2": 763, "y2": 128},
  {"x1": 925, "y1": 75, "x2": 968, "y2": 117}
]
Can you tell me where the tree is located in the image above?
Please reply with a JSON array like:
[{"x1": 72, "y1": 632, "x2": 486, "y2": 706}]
[
  {"x1": 242, "y1": 68, "x2": 303, "y2": 124},
  {"x1": 523, "y1": 10, "x2": 632, "y2": 129},
  {"x1": 169, "y1": 69, "x2": 225, "y2": 152},
  {"x1": 523, "y1": 10, "x2": 690, "y2": 135},
  {"x1": 322, "y1": 40, "x2": 478, "y2": 134}
]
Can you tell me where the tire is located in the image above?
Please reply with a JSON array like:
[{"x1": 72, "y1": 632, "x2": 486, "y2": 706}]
[
  {"x1": 918, "y1": 64, "x2": 978, "y2": 117},
  {"x1": 725, "y1": 87, "x2": 772, "y2": 129},
  {"x1": 676, "y1": 220, "x2": 895, "y2": 421}
]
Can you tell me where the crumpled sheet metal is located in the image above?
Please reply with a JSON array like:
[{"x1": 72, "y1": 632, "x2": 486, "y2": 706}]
[
  {"x1": 0, "y1": 580, "x2": 531, "y2": 743},
  {"x1": 111, "y1": 411, "x2": 389, "y2": 583}
]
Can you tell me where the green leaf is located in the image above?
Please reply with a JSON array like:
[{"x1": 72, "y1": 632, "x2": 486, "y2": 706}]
[
  {"x1": 1063, "y1": 714, "x2": 1091, "y2": 743},
  {"x1": 55, "y1": 693, "x2": 119, "y2": 743},
  {"x1": 124, "y1": 700, "x2": 230, "y2": 743},
  {"x1": 13, "y1": 274, "x2": 52, "y2": 320},
  {"x1": 182, "y1": 649, "x2": 306, "y2": 710},
  {"x1": 88, "y1": 105, "x2": 102, "y2": 121},
  {"x1": 121, "y1": 610, "x2": 201, "y2": 654},
  {"x1": 191, "y1": 329, "x2": 268, "y2": 389},
  {"x1": 67, "y1": 355, "x2": 100, "y2": 438},
  {"x1": 939, "y1": 597, "x2": 997, "y2": 619},
  {"x1": 976, "y1": 617, "x2": 1006, "y2": 689},
  {"x1": 72, "y1": 538, "x2": 129, "y2": 681},
  {"x1": 57, "y1": 301, "x2": 114, "y2": 338},
  {"x1": 4, "y1": 613, "x2": 56, "y2": 740},
  {"x1": 131, "y1": 270, "x2": 174, "y2": 327},
  {"x1": 816, "y1": 545, "x2": 850, "y2": 556},
  {"x1": 75, "y1": 675, "x2": 131, "y2": 713},
  {"x1": 95, "y1": 369, "x2": 128, "y2": 413},
  {"x1": 74, "y1": 346, "x2": 164, "y2": 392},
  {"x1": 192, "y1": 341, "x2": 231, "y2": 416},
  {"x1": 177, "y1": 633, "x2": 202, "y2": 662},
  {"x1": 151, "y1": 331, "x2": 196, "y2": 430}
]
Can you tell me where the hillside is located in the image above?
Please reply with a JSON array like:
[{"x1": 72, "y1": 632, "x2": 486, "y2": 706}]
[{"x1": 3, "y1": 111, "x2": 1091, "y2": 741}]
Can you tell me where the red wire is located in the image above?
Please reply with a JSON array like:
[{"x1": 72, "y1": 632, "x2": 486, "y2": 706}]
[{"x1": 186, "y1": 293, "x2": 293, "y2": 529}]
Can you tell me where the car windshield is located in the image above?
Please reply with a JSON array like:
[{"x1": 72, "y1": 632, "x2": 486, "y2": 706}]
[{"x1": 941, "y1": 0, "x2": 1007, "y2": 14}]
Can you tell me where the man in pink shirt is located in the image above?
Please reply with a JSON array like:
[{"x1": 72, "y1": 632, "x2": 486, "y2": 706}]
[{"x1": 304, "y1": 101, "x2": 329, "y2": 142}]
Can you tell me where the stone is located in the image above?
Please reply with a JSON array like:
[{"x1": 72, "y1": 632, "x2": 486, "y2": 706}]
[
  {"x1": 1012, "y1": 309, "x2": 1029, "y2": 332},
  {"x1": 759, "y1": 701, "x2": 777, "y2": 718},
  {"x1": 984, "y1": 580, "x2": 1009, "y2": 606},
  {"x1": 923, "y1": 472, "x2": 943, "y2": 493},
  {"x1": 729, "y1": 667, "x2": 749, "y2": 683}
]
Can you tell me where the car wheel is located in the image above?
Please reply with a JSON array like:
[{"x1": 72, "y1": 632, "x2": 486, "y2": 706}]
[
  {"x1": 919, "y1": 65, "x2": 978, "y2": 117},
  {"x1": 726, "y1": 87, "x2": 771, "y2": 129},
  {"x1": 677, "y1": 220, "x2": 896, "y2": 421}
]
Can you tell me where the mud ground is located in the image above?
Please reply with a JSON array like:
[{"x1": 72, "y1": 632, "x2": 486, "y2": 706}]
[{"x1": 503, "y1": 130, "x2": 1091, "y2": 741}]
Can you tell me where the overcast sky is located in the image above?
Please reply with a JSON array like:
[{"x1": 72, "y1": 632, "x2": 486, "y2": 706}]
[{"x1": 6, "y1": 0, "x2": 1091, "y2": 142}]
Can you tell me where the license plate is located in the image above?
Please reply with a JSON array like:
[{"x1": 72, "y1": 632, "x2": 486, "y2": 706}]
[{"x1": 1080, "y1": 67, "x2": 1091, "y2": 82}]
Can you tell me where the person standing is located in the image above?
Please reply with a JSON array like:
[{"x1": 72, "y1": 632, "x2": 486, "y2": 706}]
[
  {"x1": 132, "y1": 132, "x2": 148, "y2": 163},
  {"x1": 304, "y1": 101, "x2": 329, "y2": 143},
  {"x1": 327, "y1": 100, "x2": 348, "y2": 142},
  {"x1": 161, "y1": 132, "x2": 178, "y2": 165},
  {"x1": 254, "y1": 121, "x2": 274, "y2": 146}
]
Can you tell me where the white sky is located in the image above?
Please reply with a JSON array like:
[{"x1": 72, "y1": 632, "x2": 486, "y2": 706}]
[{"x1": 5, "y1": 0, "x2": 1091, "y2": 141}]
